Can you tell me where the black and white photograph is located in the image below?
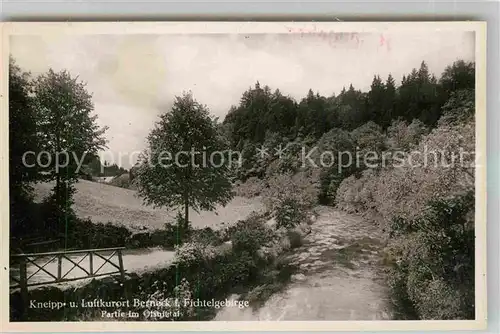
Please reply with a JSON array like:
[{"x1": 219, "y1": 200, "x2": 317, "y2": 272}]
[{"x1": 2, "y1": 22, "x2": 486, "y2": 330}]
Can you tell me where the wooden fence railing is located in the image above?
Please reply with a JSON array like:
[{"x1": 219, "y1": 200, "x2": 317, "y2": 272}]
[{"x1": 10, "y1": 247, "x2": 129, "y2": 319}]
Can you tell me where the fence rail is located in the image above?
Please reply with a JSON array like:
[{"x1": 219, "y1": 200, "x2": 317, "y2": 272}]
[{"x1": 10, "y1": 247, "x2": 129, "y2": 320}]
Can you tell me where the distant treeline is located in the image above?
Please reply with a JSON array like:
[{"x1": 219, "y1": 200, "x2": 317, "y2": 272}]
[{"x1": 222, "y1": 60, "x2": 474, "y2": 148}]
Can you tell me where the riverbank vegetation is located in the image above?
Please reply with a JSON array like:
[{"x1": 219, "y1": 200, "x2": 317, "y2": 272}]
[
  {"x1": 222, "y1": 59, "x2": 476, "y2": 320},
  {"x1": 11, "y1": 211, "x2": 310, "y2": 321}
]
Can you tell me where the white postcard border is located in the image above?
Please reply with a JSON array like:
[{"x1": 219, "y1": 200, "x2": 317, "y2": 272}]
[{"x1": 0, "y1": 21, "x2": 487, "y2": 332}]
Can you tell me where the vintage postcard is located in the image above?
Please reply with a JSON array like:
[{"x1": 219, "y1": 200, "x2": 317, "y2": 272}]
[{"x1": 1, "y1": 21, "x2": 487, "y2": 331}]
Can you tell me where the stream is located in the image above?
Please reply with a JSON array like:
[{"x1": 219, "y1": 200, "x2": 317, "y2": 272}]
[{"x1": 214, "y1": 206, "x2": 394, "y2": 321}]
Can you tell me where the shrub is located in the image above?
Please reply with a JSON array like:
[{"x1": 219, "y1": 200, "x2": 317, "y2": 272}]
[
  {"x1": 351, "y1": 121, "x2": 386, "y2": 154},
  {"x1": 189, "y1": 227, "x2": 223, "y2": 246},
  {"x1": 173, "y1": 241, "x2": 217, "y2": 266},
  {"x1": 262, "y1": 172, "x2": 319, "y2": 229},
  {"x1": 336, "y1": 119, "x2": 475, "y2": 227},
  {"x1": 224, "y1": 212, "x2": 270, "y2": 237},
  {"x1": 230, "y1": 218, "x2": 273, "y2": 254},
  {"x1": 311, "y1": 128, "x2": 359, "y2": 204},
  {"x1": 317, "y1": 128, "x2": 356, "y2": 156},
  {"x1": 124, "y1": 213, "x2": 196, "y2": 250},
  {"x1": 136, "y1": 278, "x2": 194, "y2": 321},
  {"x1": 78, "y1": 221, "x2": 131, "y2": 249},
  {"x1": 320, "y1": 171, "x2": 343, "y2": 204},
  {"x1": 274, "y1": 197, "x2": 307, "y2": 229},
  {"x1": 264, "y1": 139, "x2": 310, "y2": 177},
  {"x1": 149, "y1": 229, "x2": 175, "y2": 248},
  {"x1": 172, "y1": 278, "x2": 195, "y2": 316},
  {"x1": 45, "y1": 216, "x2": 131, "y2": 250},
  {"x1": 387, "y1": 119, "x2": 428, "y2": 151},
  {"x1": 438, "y1": 89, "x2": 475, "y2": 126},
  {"x1": 387, "y1": 191, "x2": 475, "y2": 320},
  {"x1": 109, "y1": 173, "x2": 131, "y2": 189},
  {"x1": 335, "y1": 168, "x2": 379, "y2": 213},
  {"x1": 377, "y1": 120, "x2": 474, "y2": 224}
]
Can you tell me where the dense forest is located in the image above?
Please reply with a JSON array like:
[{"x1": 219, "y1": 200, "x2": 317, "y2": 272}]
[
  {"x1": 222, "y1": 60, "x2": 475, "y2": 203},
  {"x1": 223, "y1": 60, "x2": 473, "y2": 144}
]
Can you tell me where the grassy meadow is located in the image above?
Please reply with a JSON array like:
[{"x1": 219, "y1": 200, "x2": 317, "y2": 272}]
[{"x1": 33, "y1": 180, "x2": 264, "y2": 231}]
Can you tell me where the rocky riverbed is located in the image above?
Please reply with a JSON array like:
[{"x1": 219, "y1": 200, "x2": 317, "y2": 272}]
[{"x1": 215, "y1": 206, "x2": 394, "y2": 321}]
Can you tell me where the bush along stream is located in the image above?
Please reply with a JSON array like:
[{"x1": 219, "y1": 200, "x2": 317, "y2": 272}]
[
  {"x1": 385, "y1": 191, "x2": 475, "y2": 320},
  {"x1": 10, "y1": 212, "x2": 311, "y2": 321}
]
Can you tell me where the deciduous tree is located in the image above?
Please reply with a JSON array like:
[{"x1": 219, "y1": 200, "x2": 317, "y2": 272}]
[
  {"x1": 34, "y1": 69, "x2": 108, "y2": 220},
  {"x1": 136, "y1": 92, "x2": 234, "y2": 230}
]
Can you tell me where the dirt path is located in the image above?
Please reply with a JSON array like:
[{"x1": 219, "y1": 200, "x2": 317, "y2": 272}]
[{"x1": 215, "y1": 206, "x2": 393, "y2": 320}]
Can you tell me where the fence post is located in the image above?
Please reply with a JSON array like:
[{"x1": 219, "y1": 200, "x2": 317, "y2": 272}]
[
  {"x1": 89, "y1": 252, "x2": 93, "y2": 275},
  {"x1": 19, "y1": 256, "x2": 29, "y2": 320},
  {"x1": 57, "y1": 255, "x2": 62, "y2": 281},
  {"x1": 117, "y1": 249, "x2": 130, "y2": 303}
]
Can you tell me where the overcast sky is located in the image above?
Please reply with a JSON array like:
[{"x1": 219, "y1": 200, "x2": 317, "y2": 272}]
[{"x1": 10, "y1": 31, "x2": 475, "y2": 168}]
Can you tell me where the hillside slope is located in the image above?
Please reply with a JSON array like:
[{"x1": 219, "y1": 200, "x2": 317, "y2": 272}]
[{"x1": 33, "y1": 180, "x2": 264, "y2": 230}]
